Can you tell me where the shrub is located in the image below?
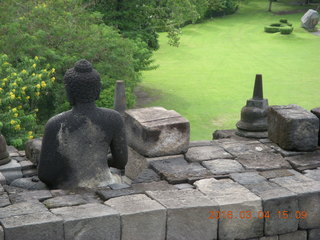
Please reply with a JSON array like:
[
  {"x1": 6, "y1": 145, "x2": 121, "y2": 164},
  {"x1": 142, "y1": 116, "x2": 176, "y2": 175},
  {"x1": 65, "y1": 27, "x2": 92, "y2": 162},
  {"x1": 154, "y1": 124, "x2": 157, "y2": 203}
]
[
  {"x1": 0, "y1": 0, "x2": 152, "y2": 119},
  {"x1": 265, "y1": 26, "x2": 281, "y2": 33},
  {"x1": 0, "y1": 54, "x2": 56, "y2": 149},
  {"x1": 280, "y1": 18, "x2": 288, "y2": 23},
  {"x1": 206, "y1": 0, "x2": 239, "y2": 17},
  {"x1": 280, "y1": 26, "x2": 294, "y2": 34},
  {"x1": 270, "y1": 23, "x2": 283, "y2": 27}
]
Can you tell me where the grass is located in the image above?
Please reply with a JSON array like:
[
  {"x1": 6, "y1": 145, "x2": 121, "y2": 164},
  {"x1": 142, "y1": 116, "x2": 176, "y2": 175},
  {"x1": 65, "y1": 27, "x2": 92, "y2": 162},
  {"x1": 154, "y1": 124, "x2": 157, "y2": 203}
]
[{"x1": 140, "y1": 0, "x2": 320, "y2": 141}]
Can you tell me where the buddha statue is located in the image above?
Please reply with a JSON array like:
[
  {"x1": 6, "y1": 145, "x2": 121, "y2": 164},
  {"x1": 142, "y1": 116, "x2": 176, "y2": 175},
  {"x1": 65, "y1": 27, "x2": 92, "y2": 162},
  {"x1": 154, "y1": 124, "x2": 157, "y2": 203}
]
[{"x1": 38, "y1": 59, "x2": 128, "y2": 189}]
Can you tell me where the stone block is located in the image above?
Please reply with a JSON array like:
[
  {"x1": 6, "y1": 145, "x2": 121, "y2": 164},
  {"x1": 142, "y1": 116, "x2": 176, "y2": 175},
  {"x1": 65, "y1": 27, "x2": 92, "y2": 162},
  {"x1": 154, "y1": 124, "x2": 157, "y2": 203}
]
[
  {"x1": 259, "y1": 169, "x2": 294, "y2": 179},
  {"x1": 132, "y1": 169, "x2": 161, "y2": 184},
  {"x1": 147, "y1": 190, "x2": 219, "y2": 240},
  {"x1": 174, "y1": 183, "x2": 195, "y2": 190},
  {"x1": 0, "y1": 192, "x2": 10, "y2": 207},
  {"x1": 194, "y1": 178, "x2": 263, "y2": 239},
  {"x1": 270, "y1": 174, "x2": 320, "y2": 229},
  {"x1": 0, "y1": 172, "x2": 5, "y2": 185},
  {"x1": 96, "y1": 188, "x2": 137, "y2": 201},
  {"x1": 125, "y1": 107, "x2": 190, "y2": 157},
  {"x1": 0, "y1": 211, "x2": 63, "y2": 240},
  {"x1": 109, "y1": 183, "x2": 131, "y2": 190},
  {"x1": 52, "y1": 203, "x2": 120, "y2": 240},
  {"x1": 7, "y1": 146, "x2": 19, "y2": 157},
  {"x1": 311, "y1": 107, "x2": 320, "y2": 145},
  {"x1": 25, "y1": 138, "x2": 42, "y2": 165},
  {"x1": 43, "y1": 194, "x2": 88, "y2": 209},
  {"x1": 9, "y1": 190, "x2": 52, "y2": 203},
  {"x1": 19, "y1": 160, "x2": 35, "y2": 170},
  {"x1": 0, "y1": 226, "x2": 3, "y2": 240},
  {"x1": 22, "y1": 168, "x2": 38, "y2": 177},
  {"x1": 202, "y1": 159, "x2": 245, "y2": 175},
  {"x1": 244, "y1": 181, "x2": 299, "y2": 235},
  {"x1": 303, "y1": 167, "x2": 320, "y2": 181},
  {"x1": 105, "y1": 194, "x2": 166, "y2": 240},
  {"x1": 286, "y1": 151, "x2": 320, "y2": 171},
  {"x1": 150, "y1": 157, "x2": 213, "y2": 184},
  {"x1": 308, "y1": 228, "x2": 320, "y2": 240},
  {"x1": 125, "y1": 147, "x2": 148, "y2": 179},
  {"x1": 268, "y1": 105, "x2": 319, "y2": 151},
  {"x1": 185, "y1": 145, "x2": 233, "y2": 162},
  {"x1": 217, "y1": 140, "x2": 271, "y2": 157},
  {"x1": 10, "y1": 177, "x2": 48, "y2": 190},
  {"x1": 188, "y1": 140, "x2": 213, "y2": 147},
  {"x1": 0, "y1": 160, "x2": 22, "y2": 184},
  {"x1": 230, "y1": 171, "x2": 267, "y2": 185},
  {"x1": 278, "y1": 230, "x2": 307, "y2": 240},
  {"x1": 236, "y1": 152, "x2": 291, "y2": 170},
  {"x1": 132, "y1": 181, "x2": 176, "y2": 192},
  {"x1": 0, "y1": 201, "x2": 47, "y2": 219},
  {"x1": 260, "y1": 236, "x2": 278, "y2": 240}
]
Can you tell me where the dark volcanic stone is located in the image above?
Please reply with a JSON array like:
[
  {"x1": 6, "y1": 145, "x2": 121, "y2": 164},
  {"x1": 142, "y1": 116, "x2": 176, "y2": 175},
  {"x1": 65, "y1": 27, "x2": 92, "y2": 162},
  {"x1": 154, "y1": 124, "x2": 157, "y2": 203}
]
[
  {"x1": 96, "y1": 189, "x2": 137, "y2": 201},
  {"x1": 37, "y1": 59, "x2": 128, "y2": 189},
  {"x1": 132, "y1": 181, "x2": 176, "y2": 192},
  {"x1": 311, "y1": 107, "x2": 320, "y2": 145},
  {"x1": 0, "y1": 192, "x2": 10, "y2": 207},
  {"x1": 10, "y1": 177, "x2": 48, "y2": 190},
  {"x1": 150, "y1": 157, "x2": 213, "y2": 184},
  {"x1": 268, "y1": 104, "x2": 319, "y2": 151},
  {"x1": 9, "y1": 190, "x2": 52, "y2": 203},
  {"x1": 286, "y1": 151, "x2": 320, "y2": 171},
  {"x1": 43, "y1": 194, "x2": 88, "y2": 209},
  {"x1": 236, "y1": 152, "x2": 291, "y2": 170},
  {"x1": 132, "y1": 169, "x2": 161, "y2": 184}
]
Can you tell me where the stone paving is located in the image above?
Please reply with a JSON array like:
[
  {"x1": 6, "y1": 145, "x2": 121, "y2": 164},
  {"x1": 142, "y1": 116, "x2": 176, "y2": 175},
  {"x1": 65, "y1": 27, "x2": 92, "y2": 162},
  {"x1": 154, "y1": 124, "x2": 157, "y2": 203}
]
[{"x1": 0, "y1": 132, "x2": 320, "y2": 240}]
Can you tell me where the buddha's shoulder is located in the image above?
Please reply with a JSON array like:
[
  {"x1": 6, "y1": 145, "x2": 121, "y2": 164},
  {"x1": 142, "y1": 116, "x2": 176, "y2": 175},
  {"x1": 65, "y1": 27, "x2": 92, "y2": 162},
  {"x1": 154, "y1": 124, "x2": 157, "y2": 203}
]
[
  {"x1": 96, "y1": 107, "x2": 122, "y2": 120},
  {"x1": 45, "y1": 110, "x2": 72, "y2": 129}
]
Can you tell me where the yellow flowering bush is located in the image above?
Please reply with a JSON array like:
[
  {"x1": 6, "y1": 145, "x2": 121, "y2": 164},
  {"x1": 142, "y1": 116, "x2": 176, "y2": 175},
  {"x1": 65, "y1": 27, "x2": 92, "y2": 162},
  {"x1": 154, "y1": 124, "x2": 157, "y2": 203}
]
[{"x1": 0, "y1": 54, "x2": 56, "y2": 149}]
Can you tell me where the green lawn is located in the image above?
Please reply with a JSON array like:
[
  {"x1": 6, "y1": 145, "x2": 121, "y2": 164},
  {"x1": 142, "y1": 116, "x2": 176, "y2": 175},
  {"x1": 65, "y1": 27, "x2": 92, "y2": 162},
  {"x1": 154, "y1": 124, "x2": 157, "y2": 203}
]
[{"x1": 140, "y1": 0, "x2": 320, "y2": 141}]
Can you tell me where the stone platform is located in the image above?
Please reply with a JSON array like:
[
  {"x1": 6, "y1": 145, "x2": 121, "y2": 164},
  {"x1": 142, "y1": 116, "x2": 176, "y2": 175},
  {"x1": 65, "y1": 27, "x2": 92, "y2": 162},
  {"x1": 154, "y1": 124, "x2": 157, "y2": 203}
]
[{"x1": 0, "y1": 134, "x2": 320, "y2": 240}]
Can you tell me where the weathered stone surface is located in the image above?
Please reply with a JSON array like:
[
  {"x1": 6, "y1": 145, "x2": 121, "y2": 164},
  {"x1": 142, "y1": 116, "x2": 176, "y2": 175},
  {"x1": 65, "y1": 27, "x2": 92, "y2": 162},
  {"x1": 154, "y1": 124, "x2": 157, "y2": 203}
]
[
  {"x1": 7, "y1": 146, "x2": 19, "y2": 157},
  {"x1": 174, "y1": 183, "x2": 194, "y2": 190},
  {"x1": 217, "y1": 140, "x2": 270, "y2": 156},
  {"x1": 286, "y1": 151, "x2": 320, "y2": 171},
  {"x1": 132, "y1": 181, "x2": 176, "y2": 192},
  {"x1": 25, "y1": 138, "x2": 42, "y2": 165},
  {"x1": 109, "y1": 183, "x2": 130, "y2": 190},
  {"x1": 188, "y1": 140, "x2": 213, "y2": 147},
  {"x1": 308, "y1": 228, "x2": 320, "y2": 240},
  {"x1": 11, "y1": 156, "x2": 26, "y2": 162},
  {"x1": 0, "y1": 211, "x2": 63, "y2": 240},
  {"x1": 0, "y1": 160, "x2": 22, "y2": 184},
  {"x1": 303, "y1": 167, "x2": 320, "y2": 180},
  {"x1": 0, "y1": 201, "x2": 47, "y2": 219},
  {"x1": 259, "y1": 169, "x2": 294, "y2": 179},
  {"x1": 9, "y1": 190, "x2": 52, "y2": 203},
  {"x1": 260, "y1": 236, "x2": 278, "y2": 240},
  {"x1": 125, "y1": 147, "x2": 148, "y2": 180},
  {"x1": 52, "y1": 203, "x2": 120, "y2": 240},
  {"x1": 270, "y1": 174, "x2": 320, "y2": 229},
  {"x1": 230, "y1": 171, "x2": 267, "y2": 185},
  {"x1": 202, "y1": 159, "x2": 245, "y2": 174},
  {"x1": 125, "y1": 107, "x2": 190, "y2": 157},
  {"x1": 0, "y1": 226, "x2": 3, "y2": 240},
  {"x1": 0, "y1": 172, "x2": 5, "y2": 185},
  {"x1": 0, "y1": 192, "x2": 10, "y2": 207},
  {"x1": 236, "y1": 152, "x2": 291, "y2": 170},
  {"x1": 278, "y1": 230, "x2": 307, "y2": 240},
  {"x1": 43, "y1": 194, "x2": 87, "y2": 208},
  {"x1": 268, "y1": 105, "x2": 319, "y2": 151},
  {"x1": 194, "y1": 178, "x2": 263, "y2": 240},
  {"x1": 301, "y1": 9, "x2": 319, "y2": 31},
  {"x1": 147, "y1": 190, "x2": 219, "y2": 240},
  {"x1": 96, "y1": 188, "x2": 137, "y2": 201},
  {"x1": 10, "y1": 177, "x2": 48, "y2": 190},
  {"x1": 311, "y1": 107, "x2": 320, "y2": 145},
  {"x1": 132, "y1": 169, "x2": 161, "y2": 184},
  {"x1": 106, "y1": 194, "x2": 166, "y2": 240},
  {"x1": 19, "y1": 160, "x2": 35, "y2": 170},
  {"x1": 185, "y1": 145, "x2": 233, "y2": 162},
  {"x1": 150, "y1": 157, "x2": 213, "y2": 184},
  {"x1": 266, "y1": 142, "x2": 307, "y2": 157},
  {"x1": 244, "y1": 181, "x2": 299, "y2": 235}
]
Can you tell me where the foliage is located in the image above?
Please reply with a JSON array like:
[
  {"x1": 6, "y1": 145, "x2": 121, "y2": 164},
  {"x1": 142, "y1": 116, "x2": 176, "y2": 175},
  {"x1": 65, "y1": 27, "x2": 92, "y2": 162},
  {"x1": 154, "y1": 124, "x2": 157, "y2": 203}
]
[
  {"x1": 0, "y1": 0, "x2": 152, "y2": 118},
  {"x1": 206, "y1": 0, "x2": 240, "y2": 17},
  {"x1": 280, "y1": 26, "x2": 294, "y2": 34},
  {"x1": 265, "y1": 20, "x2": 293, "y2": 34},
  {"x1": 0, "y1": 54, "x2": 56, "y2": 149}
]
